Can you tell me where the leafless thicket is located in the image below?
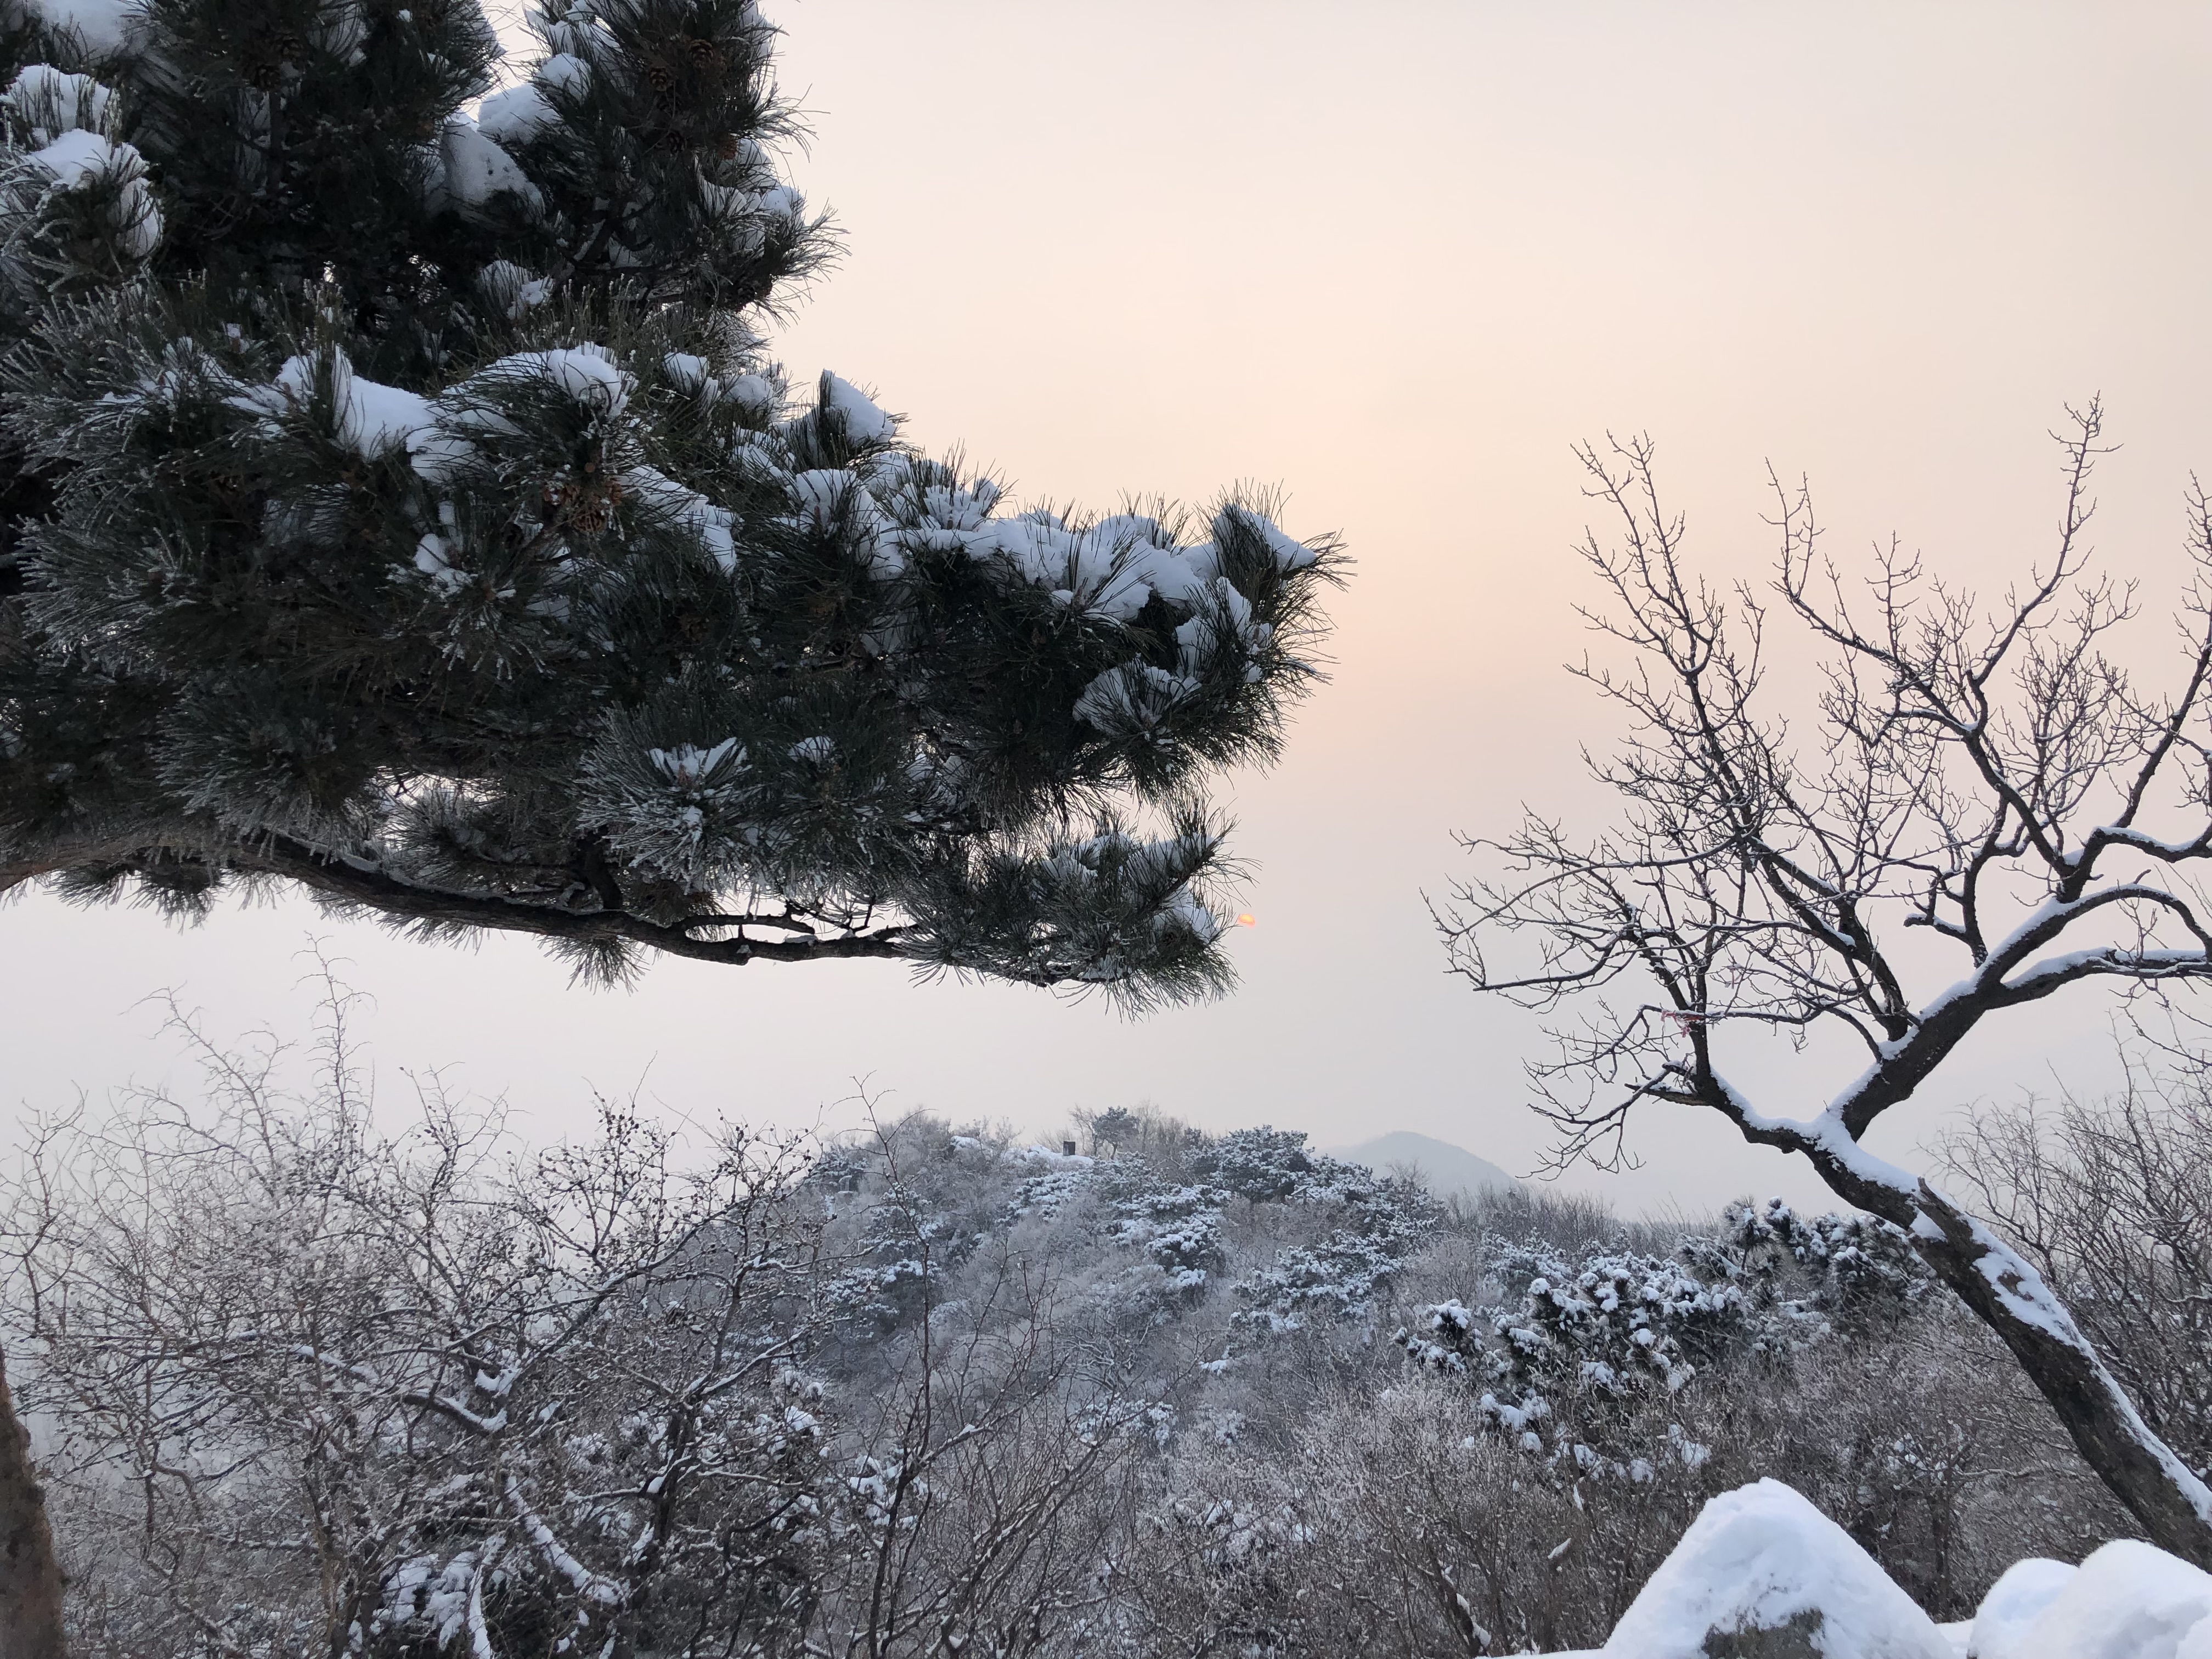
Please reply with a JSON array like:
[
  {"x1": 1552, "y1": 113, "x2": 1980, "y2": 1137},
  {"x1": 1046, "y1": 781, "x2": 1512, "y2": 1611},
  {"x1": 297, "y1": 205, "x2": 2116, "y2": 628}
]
[
  {"x1": 1939, "y1": 1062, "x2": 2212, "y2": 1486},
  {"x1": 0, "y1": 994, "x2": 1180, "y2": 1659},
  {"x1": 1439, "y1": 406, "x2": 2212, "y2": 1561},
  {"x1": 3, "y1": 981, "x2": 836, "y2": 1657},
  {"x1": 806, "y1": 1128, "x2": 1152, "y2": 1659}
]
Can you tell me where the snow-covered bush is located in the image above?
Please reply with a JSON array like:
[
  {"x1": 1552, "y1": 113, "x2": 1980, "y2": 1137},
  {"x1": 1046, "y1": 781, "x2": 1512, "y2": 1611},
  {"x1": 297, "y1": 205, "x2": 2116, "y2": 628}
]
[
  {"x1": 1384, "y1": 1199, "x2": 2106, "y2": 1624},
  {"x1": 1399, "y1": 1199, "x2": 1931, "y2": 1472},
  {"x1": 1189, "y1": 1126, "x2": 1441, "y2": 1333}
]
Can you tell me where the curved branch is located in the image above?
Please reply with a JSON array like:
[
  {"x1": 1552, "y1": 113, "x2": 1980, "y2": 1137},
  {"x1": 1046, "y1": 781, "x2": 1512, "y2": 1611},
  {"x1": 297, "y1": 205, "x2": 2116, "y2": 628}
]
[{"x1": 3, "y1": 832, "x2": 911, "y2": 968}]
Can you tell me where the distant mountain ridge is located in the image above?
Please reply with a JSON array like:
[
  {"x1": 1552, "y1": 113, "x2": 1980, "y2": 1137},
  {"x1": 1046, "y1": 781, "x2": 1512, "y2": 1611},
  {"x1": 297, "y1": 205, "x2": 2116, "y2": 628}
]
[{"x1": 1327, "y1": 1131, "x2": 1522, "y2": 1202}]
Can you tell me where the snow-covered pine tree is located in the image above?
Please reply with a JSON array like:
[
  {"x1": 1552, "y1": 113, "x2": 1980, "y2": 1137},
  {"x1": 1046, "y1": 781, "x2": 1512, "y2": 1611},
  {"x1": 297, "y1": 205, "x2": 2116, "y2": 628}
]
[{"x1": 0, "y1": 0, "x2": 1339, "y2": 1002}]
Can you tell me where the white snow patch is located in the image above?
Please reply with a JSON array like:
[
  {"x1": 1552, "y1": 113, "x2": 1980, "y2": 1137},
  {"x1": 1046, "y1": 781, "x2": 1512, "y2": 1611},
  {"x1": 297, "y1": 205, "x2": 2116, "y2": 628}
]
[
  {"x1": 1965, "y1": 1558, "x2": 2075, "y2": 1658},
  {"x1": 1995, "y1": 1541, "x2": 2212, "y2": 1659},
  {"x1": 624, "y1": 464, "x2": 735, "y2": 571},
  {"x1": 821, "y1": 373, "x2": 894, "y2": 443},
  {"x1": 19, "y1": 0, "x2": 137, "y2": 55},
  {"x1": 475, "y1": 82, "x2": 554, "y2": 145},
  {"x1": 255, "y1": 349, "x2": 436, "y2": 460},
  {"x1": 538, "y1": 51, "x2": 589, "y2": 95},
  {"x1": 727, "y1": 373, "x2": 777, "y2": 416},
  {"x1": 1175, "y1": 577, "x2": 1271, "y2": 683},
  {"x1": 16, "y1": 122, "x2": 160, "y2": 257},
  {"x1": 1155, "y1": 887, "x2": 1222, "y2": 945},
  {"x1": 26, "y1": 125, "x2": 114, "y2": 187},
  {"x1": 477, "y1": 54, "x2": 584, "y2": 144},
  {"x1": 519, "y1": 345, "x2": 628, "y2": 413},
  {"x1": 451, "y1": 346, "x2": 631, "y2": 427},
  {"x1": 413, "y1": 532, "x2": 465, "y2": 594},
  {"x1": 1073, "y1": 661, "x2": 1198, "y2": 736},
  {"x1": 4, "y1": 64, "x2": 110, "y2": 134},
  {"x1": 1601, "y1": 1479, "x2": 1953, "y2": 1658},
  {"x1": 787, "y1": 468, "x2": 901, "y2": 578},
  {"x1": 662, "y1": 352, "x2": 712, "y2": 392},
  {"x1": 343, "y1": 376, "x2": 439, "y2": 456},
  {"x1": 476, "y1": 259, "x2": 550, "y2": 320},
  {"x1": 440, "y1": 117, "x2": 541, "y2": 218},
  {"x1": 1217, "y1": 501, "x2": 1317, "y2": 571},
  {"x1": 965, "y1": 512, "x2": 1218, "y2": 622}
]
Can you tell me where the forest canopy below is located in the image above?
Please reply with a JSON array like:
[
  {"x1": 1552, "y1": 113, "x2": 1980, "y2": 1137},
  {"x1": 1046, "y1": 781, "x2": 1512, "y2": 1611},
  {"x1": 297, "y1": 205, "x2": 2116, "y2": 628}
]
[{"x1": 7, "y1": 990, "x2": 2205, "y2": 1656}]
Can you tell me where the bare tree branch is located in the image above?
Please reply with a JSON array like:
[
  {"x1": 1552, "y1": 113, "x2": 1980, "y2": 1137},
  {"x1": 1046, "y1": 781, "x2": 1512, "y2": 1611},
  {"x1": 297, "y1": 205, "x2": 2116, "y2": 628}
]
[{"x1": 1442, "y1": 412, "x2": 2212, "y2": 1562}]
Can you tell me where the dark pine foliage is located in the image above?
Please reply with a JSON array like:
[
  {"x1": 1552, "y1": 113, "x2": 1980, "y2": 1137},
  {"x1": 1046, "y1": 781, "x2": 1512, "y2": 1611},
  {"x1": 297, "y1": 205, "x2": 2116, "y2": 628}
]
[{"x1": 0, "y1": 0, "x2": 1340, "y2": 1002}]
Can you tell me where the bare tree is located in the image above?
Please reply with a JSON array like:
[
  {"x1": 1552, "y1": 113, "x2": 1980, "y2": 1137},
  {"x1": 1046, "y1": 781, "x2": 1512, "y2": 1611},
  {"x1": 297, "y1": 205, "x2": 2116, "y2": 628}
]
[
  {"x1": 2, "y1": 978, "x2": 836, "y2": 1657},
  {"x1": 813, "y1": 1128, "x2": 1144, "y2": 1659},
  {"x1": 1437, "y1": 405, "x2": 2212, "y2": 1561}
]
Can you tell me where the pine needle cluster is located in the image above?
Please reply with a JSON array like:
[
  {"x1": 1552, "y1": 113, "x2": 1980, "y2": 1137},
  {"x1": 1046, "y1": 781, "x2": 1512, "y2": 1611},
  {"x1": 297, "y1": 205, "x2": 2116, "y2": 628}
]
[{"x1": 0, "y1": 0, "x2": 1341, "y2": 1002}]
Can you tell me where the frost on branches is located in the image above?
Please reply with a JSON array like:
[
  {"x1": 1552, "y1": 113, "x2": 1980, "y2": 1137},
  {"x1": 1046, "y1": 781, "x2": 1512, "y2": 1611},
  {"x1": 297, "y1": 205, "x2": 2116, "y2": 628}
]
[
  {"x1": 1438, "y1": 423, "x2": 2212, "y2": 1560},
  {"x1": 1398, "y1": 1199, "x2": 1931, "y2": 1487},
  {"x1": 0, "y1": 0, "x2": 1340, "y2": 1005},
  {"x1": 5, "y1": 1015, "x2": 839, "y2": 1657}
]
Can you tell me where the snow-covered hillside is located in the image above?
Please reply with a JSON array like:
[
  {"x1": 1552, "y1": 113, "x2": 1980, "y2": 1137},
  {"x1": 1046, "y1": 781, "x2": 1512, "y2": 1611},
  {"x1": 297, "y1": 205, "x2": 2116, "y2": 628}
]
[{"x1": 14, "y1": 1084, "x2": 2156, "y2": 1655}]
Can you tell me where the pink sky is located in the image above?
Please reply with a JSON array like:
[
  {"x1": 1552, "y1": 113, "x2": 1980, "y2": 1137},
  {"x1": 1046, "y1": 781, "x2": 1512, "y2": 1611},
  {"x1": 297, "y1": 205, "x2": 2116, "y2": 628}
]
[{"x1": 5, "y1": 2, "x2": 2210, "y2": 1210}]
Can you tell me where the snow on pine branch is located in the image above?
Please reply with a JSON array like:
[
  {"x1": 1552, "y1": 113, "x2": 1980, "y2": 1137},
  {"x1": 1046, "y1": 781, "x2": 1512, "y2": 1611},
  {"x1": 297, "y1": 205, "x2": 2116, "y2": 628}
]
[{"x1": 0, "y1": 0, "x2": 1347, "y2": 1010}]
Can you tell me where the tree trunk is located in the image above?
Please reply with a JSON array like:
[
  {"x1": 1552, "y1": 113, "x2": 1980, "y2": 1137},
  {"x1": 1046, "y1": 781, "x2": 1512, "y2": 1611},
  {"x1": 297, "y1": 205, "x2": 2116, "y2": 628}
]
[
  {"x1": 0, "y1": 1346, "x2": 64, "y2": 1659},
  {"x1": 1901, "y1": 1182, "x2": 2212, "y2": 1566},
  {"x1": 1773, "y1": 1131, "x2": 2212, "y2": 1565}
]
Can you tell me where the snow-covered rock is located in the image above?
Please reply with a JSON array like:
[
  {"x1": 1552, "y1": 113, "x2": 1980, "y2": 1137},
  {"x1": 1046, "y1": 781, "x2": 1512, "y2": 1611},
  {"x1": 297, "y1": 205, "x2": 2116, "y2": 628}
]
[
  {"x1": 1964, "y1": 1558, "x2": 2075, "y2": 1658},
  {"x1": 1991, "y1": 1541, "x2": 2212, "y2": 1659},
  {"x1": 1601, "y1": 1480, "x2": 1954, "y2": 1658}
]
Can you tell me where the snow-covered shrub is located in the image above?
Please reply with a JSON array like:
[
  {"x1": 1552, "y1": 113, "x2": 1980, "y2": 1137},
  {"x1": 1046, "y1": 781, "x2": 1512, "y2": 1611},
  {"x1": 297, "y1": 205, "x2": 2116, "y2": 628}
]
[
  {"x1": 1386, "y1": 1198, "x2": 2104, "y2": 1622},
  {"x1": 1402, "y1": 1199, "x2": 1932, "y2": 1464},
  {"x1": 1715, "y1": 1197, "x2": 1934, "y2": 1336},
  {"x1": 819, "y1": 1117, "x2": 1438, "y2": 1348},
  {"x1": 1182, "y1": 1126, "x2": 1440, "y2": 1334}
]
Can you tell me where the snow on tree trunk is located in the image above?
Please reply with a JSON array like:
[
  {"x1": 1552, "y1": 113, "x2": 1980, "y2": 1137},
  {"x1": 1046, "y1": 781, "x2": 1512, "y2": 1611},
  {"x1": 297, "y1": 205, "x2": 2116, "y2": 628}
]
[{"x1": 1900, "y1": 1181, "x2": 2212, "y2": 1573}]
